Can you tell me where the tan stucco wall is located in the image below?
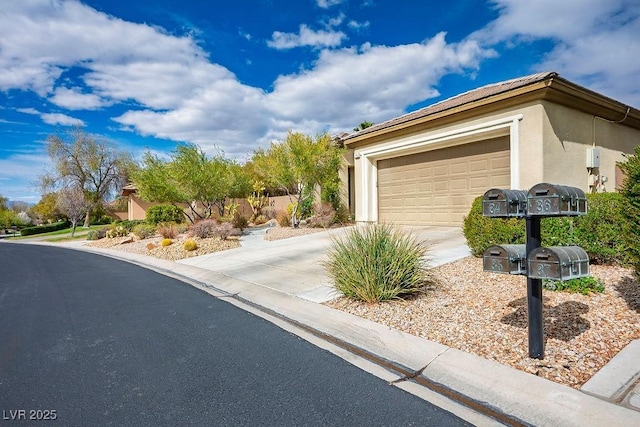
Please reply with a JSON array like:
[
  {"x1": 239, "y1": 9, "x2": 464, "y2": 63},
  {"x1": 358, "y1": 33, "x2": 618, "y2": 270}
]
[
  {"x1": 348, "y1": 98, "x2": 640, "y2": 224},
  {"x1": 541, "y1": 101, "x2": 639, "y2": 192}
]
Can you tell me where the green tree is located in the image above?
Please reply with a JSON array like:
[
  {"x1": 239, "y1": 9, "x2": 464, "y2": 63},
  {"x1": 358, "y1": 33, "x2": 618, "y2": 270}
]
[
  {"x1": 618, "y1": 146, "x2": 640, "y2": 275},
  {"x1": 0, "y1": 194, "x2": 8, "y2": 211},
  {"x1": 131, "y1": 143, "x2": 250, "y2": 223},
  {"x1": 41, "y1": 128, "x2": 132, "y2": 228},
  {"x1": 353, "y1": 121, "x2": 374, "y2": 132},
  {"x1": 251, "y1": 131, "x2": 344, "y2": 226},
  {"x1": 31, "y1": 193, "x2": 63, "y2": 223}
]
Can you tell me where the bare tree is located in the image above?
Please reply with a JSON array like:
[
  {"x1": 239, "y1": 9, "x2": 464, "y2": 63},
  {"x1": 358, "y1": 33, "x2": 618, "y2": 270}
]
[
  {"x1": 42, "y1": 128, "x2": 132, "y2": 227},
  {"x1": 56, "y1": 187, "x2": 91, "y2": 237}
]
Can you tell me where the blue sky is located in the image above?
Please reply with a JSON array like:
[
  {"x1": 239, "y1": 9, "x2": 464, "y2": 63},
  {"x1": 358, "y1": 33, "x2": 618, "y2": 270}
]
[{"x1": 1, "y1": 0, "x2": 639, "y2": 203}]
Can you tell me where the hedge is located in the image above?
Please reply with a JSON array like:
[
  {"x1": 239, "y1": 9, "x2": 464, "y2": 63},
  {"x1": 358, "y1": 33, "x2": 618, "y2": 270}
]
[
  {"x1": 20, "y1": 221, "x2": 70, "y2": 236},
  {"x1": 463, "y1": 192, "x2": 628, "y2": 265}
]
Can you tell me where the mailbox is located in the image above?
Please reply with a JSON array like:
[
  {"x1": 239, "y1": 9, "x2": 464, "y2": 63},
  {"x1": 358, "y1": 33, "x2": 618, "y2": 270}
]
[
  {"x1": 526, "y1": 183, "x2": 587, "y2": 216},
  {"x1": 527, "y1": 246, "x2": 589, "y2": 281},
  {"x1": 483, "y1": 244, "x2": 527, "y2": 275},
  {"x1": 482, "y1": 189, "x2": 528, "y2": 217}
]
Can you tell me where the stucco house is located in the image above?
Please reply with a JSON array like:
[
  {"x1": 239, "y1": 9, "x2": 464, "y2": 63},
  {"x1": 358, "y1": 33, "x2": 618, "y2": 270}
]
[{"x1": 339, "y1": 72, "x2": 640, "y2": 226}]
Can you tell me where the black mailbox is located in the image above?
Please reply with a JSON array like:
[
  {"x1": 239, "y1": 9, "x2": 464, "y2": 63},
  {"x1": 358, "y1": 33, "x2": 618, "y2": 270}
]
[
  {"x1": 526, "y1": 183, "x2": 587, "y2": 216},
  {"x1": 483, "y1": 244, "x2": 527, "y2": 275},
  {"x1": 527, "y1": 246, "x2": 589, "y2": 280},
  {"x1": 482, "y1": 188, "x2": 527, "y2": 217}
]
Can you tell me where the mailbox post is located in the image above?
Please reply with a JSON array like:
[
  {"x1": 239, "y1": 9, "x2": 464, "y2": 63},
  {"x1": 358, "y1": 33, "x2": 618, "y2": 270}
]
[{"x1": 481, "y1": 183, "x2": 588, "y2": 359}]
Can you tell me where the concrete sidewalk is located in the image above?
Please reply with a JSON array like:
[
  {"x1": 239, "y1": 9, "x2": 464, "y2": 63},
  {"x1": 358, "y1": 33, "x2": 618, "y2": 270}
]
[{"x1": 15, "y1": 227, "x2": 640, "y2": 426}]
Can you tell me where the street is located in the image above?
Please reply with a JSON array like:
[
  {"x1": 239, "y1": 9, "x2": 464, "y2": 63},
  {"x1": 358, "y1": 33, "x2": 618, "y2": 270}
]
[{"x1": 0, "y1": 244, "x2": 470, "y2": 426}]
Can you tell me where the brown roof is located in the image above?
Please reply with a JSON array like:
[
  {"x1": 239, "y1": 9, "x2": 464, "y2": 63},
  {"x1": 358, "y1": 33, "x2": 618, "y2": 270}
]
[
  {"x1": 121, "y1": 183, "x2": 137, "y2": 196},
  {"x1": 342, "y1": 71, "x2": 558, "y2": 142}
]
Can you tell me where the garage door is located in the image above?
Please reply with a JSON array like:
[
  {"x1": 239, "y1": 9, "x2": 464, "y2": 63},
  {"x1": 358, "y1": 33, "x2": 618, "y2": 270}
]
[{"x1": 377, "y1": 137, "x2": 510, "y2": 226}]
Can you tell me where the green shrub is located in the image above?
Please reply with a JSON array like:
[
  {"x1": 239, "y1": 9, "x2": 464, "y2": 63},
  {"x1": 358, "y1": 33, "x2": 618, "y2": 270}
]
[
  {"x1": 20, "y1": 221, "x2": 69, "y2": 236},
  {"x1": 572, "y1": 192, "x2": 627, "y2": 265},
  {"x1": 86, "y1": 228, "x2": 108, "y2": 241},
  {"x1": 619, "y1": 146, "x2": 640, "y2": 275},
  {"x1": 324, "y1": 224, "x2": 430, "y2": 303},
  {"x1": 132, "y1": 223, "x2": 156, "y2": 240},
  {"x1": 161, "y1": 238, "x2": 173, "y2": 247},
  {"x1": 463, "y1": 193, "x2": 627, "y2": 264},
  {"x1": 462, "y1": 196, "x2": 525, "y2": 256},
  {"x1": 183, "y1": 239, "x2": 198, "y2": 251},
  {"x1": 146, "y1": 204, "x2": 184, "y2": 225},
  {"x1": 543, "y1": 276, "x2": 605, "y2": 295},
  {"x1": 114, "y1": 220, "x2": 144, "y2": 232}
]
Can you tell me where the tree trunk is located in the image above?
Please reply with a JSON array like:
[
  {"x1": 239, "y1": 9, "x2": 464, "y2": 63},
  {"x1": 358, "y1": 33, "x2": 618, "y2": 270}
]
[
  {"x1": 83, "y1": 210, "x2": 91, "y2": 228},
  {"x1": 70, "y1": 222, "x2": 77, "y2": 237}
]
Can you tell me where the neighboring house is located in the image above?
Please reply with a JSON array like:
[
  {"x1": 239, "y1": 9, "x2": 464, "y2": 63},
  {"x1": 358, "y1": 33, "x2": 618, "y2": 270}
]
[
  {"x1": 121, "y1": 184, "x2": 159, "y2": 221},
  {"x1": 120, "y1": 184, "x2": 291, "y2": 222},
  {"x1": 339, "y1": 72, "x2": 640, "y2": 226}
]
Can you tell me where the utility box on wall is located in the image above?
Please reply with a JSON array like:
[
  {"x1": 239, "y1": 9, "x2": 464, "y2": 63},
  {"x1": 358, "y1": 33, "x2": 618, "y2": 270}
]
[{"x1": 586, "y1": 147, "x2": 601, "y2": 168}]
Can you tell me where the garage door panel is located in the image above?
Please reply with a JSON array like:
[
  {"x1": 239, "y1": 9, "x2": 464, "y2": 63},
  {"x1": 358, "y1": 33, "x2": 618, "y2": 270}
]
[{"x1": 377, "y1": 136, "x2": 510, "y2": 226}]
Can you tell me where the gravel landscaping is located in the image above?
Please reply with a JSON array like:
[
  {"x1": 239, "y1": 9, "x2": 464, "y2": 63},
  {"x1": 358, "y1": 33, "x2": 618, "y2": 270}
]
[
  {"x1": 85, "y1": 234, "x2": 240, "y2": 261},
  {"x1": 326, "y1": 257, "x2": 640, "y2": 389},
  {"x1": 85, "y1": 226, "x2": 640, "y2": 390}
]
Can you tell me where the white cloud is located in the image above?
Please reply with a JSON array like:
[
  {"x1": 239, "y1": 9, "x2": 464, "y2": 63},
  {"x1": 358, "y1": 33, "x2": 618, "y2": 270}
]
[
  {"x1": 317, "y1": 0, "x2": 343, "y2": 9},
  {"x1": 267, "y1": 25, "x2": 346, "y2": 50},
  {"x1": 50, "y1": 87, "x2": 107, "y2": 110},
  {"x1": 41, "y1": 113, "x2": 85, "y2": 126},
  {"x1": 266, "y1": 33, "x2": 494, "y2": 130},
  {"x1": 476, "y1": 0, "x2": 640, "y2": 106},
  {"x1": 17, "y1": 108, "x2": 40, "y2": 115},
  {"x1": 348, "y1": 20, "x2": 370, "y2": 31},
  {"x1": 16, "y1": 107, "x2": 84, "y2": 127}
]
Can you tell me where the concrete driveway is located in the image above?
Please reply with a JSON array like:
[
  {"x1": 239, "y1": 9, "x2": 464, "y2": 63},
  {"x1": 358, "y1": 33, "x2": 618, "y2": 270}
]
[{"x1": 178, "y1": 225, "x2": 470, "y2": 303}]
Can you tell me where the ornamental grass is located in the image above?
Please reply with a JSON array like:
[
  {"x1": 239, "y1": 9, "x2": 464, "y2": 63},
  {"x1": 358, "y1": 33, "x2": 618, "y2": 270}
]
[{"x1": 324, "y1": 224, "x2": 431, "y2": 303}]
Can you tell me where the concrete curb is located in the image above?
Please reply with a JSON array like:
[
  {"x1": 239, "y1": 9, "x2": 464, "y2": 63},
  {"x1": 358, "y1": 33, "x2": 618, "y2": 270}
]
[{"x1": 18, "y1": 240, "x2": 640, "y2": 426}]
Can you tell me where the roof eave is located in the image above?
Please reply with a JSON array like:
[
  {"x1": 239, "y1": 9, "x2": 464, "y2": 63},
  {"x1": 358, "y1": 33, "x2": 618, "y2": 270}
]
[{"x1": 343, "y1": 78, "x2": 640, "y2": 147}]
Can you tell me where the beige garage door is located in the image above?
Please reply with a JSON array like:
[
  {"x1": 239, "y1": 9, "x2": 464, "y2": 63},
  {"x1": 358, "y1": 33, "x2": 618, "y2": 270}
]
[{"x1": 377, "y1": 136, "x2": 510, "y2": 226}]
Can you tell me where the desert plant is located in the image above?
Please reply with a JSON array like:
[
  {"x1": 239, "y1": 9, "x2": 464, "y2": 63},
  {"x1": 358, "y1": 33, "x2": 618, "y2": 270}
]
[
  {"x1": 161, "y1": 238, "x2": 173, "y2": 247},
  {"x1": 114, "y1": 220, "x2": 145, "y2": 232},
  {"x1": 232, "y1": 212, "x2": 248, "y2": 230},
  {"x1": 216, "y1": 222, "x2": 234, "y2": 240},
  {"x1": 261, "y1": 206, "x2": 277, "y2": 219},
  {"x1": 276, "y1": 210, "x2": 291, "y2": 227},
  {"x1": 190, "y1": 219, "x2": 218, "y2": 239},
  {"x1": 132, "y1": 223, "x2": 157, "y2": 240},
  {"x1": 183, "y1": 239, "x2": 198, "y2": 251},
  {"x1": 324, "y1": 224, "x2": 430, "y2": 303},
  {"x1": 146, "y1": 204, "x2": 184, "y2": 225},
  {"x1": 106, "y1": 225, "x2": 129, "y2": 238},
  {"x1": 543, "y1": 276, "x2": 605, "y2": 295},
  {"x1": 86, "y1": 228, "x2": 107, "y2": 240},
  {"x1": 309, "y1": 202, "x2": 336, "y2": 228},
  {"x1": 253, "y1": 215, "x2": 268, "y2": 225},
  {"x1": 157, "y1": 222, "x2": 178, "y2": 239}
]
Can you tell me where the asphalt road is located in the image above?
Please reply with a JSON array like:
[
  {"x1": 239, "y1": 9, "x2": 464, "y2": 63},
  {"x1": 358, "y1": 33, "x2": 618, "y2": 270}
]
[{"x1": 0, "y1": 244, "x2": 470, "y2": 426}]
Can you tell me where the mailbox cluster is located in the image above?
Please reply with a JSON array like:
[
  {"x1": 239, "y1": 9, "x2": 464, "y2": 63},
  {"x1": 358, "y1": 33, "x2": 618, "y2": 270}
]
[
  {"x1": 482, "y1": 183, "x2": 589, "y2": 281},
  {"x1": 481, "y1": 183, "x2": 589, "y2": 359}
]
